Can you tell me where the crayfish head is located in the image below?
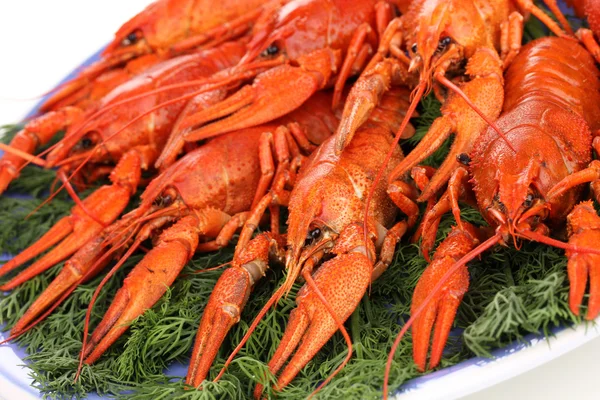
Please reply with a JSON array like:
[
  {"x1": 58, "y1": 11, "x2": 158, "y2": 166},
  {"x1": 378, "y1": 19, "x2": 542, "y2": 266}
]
[
  {"x1": 409, "y1": 0, "x2": 454, "y2": 87},
  {"x1": 46, "y1": 130, "x2": 109, "y2": 172},
  {"x1": 284, "y1": 158, "x2": 367, "y2": 293},
  {"x1": 284, "y1": 188, "x2": 337, "y2": 293},
  {"x1": 103, "y1": 0, "x2": 195, "y2": 60},
  {"x1": 241, "y1": 0, "x2": 333, "y2": 65},
  {"x1": 485, "y1": 159, "x2": 551, "y2": 247},
  {"x1": 472, "y1": 125, "x2": 560, "y2": 247},
  {"x1": 489, "y1": 190, "x2": 551, "y2": 247}
]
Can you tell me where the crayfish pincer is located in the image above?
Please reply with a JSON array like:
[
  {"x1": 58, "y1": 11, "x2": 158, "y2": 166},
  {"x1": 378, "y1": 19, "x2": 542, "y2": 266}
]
[{"x1": 397, "y1": 36, "x2": 600, "y2": 376}]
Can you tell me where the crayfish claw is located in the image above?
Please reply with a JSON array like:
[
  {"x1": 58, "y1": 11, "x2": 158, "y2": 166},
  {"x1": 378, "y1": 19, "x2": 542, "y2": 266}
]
[
  {"x1": 186, "y1": 233, "x2": 280, "y2": 387},
  {"x1": 566, "y1": 201, "x2": 600, "y2": 320},
  {"x1": 83, "y1": 216, "x2": 199, "y2": 364},
  {"x1": 411, "y1": 224, "x2": 479, "y2": 371},
  {"x1": 256, "y1": 252, "x2": 371, "y2": 395},
  {"x1": 183, "y1": 54, "x2": 333, "y2": 142}
]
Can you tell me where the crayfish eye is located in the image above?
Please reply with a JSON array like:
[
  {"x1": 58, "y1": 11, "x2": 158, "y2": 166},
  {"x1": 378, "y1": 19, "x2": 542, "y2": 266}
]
[
  {"x1": 411, "y1": 43, "x2": 418, "y2": 53},
  {"x1": 79, "y1": 137, "x2": 94, "y2": 149},
  {"x1": 261, "y1": 43, "x2": 279, "y2": 57},
  {"x1": 457, "y1": 153, "x2": 471, "y2": 166},
  {"x1": 497, "y1": 201, "x2": 507, "y2": 213},
  {"x1": 74, "y1": 132, "x2": 99, "y2": 151},
  {"x1": 154, "y1": 187, "x2": 177, "y2": 207},
  {"x1": 523, "y1": 194, "x2": 534, "y2": 208},
  {"x1": 121, "y1": 31, "x2": 140, "y2": 47},
  {"x1": 436, "y1": 36, "x2": 452, "y2": 53},
  {"x1": 304, "y1": 227, "x2": 322, "y2": 246},
  {"x1": 154, "y1": 194, "x2": 173, "y2": 207}
]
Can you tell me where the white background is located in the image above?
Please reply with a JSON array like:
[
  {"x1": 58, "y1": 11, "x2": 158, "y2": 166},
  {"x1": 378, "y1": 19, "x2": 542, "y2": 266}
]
[{"x1": 0, "y1": 1, "x2": 599, "y2": 399}]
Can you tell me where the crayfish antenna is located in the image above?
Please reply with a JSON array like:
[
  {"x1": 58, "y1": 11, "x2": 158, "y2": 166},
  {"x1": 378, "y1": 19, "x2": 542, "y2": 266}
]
[
  {"x1": 382, "y1": 232, "x2": 502, "y2": 399},
  {"x1": 21, "y1": 166, "x2": 112, "y2": 228},
  {"x1": 0, "y1": 143, "x2": 46, "y2": 167},
  {"x1": 39, "y1": 53, "x2": 140, "y2": 113}
]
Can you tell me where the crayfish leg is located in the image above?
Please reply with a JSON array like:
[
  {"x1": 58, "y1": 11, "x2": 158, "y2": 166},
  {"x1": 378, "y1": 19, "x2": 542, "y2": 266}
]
[{"x1": 514, "y1": 0, "x2": 571, "y2": 38}]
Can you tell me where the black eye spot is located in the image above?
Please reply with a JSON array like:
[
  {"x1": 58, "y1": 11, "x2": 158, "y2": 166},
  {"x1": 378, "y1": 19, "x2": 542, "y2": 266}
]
[
  {"x1": 122, "y1": 31, "x2": 139, "y2": 46},
  {"x1": 261, "y1": 44, "x2": 279, "y2": 57},
  {"x1": 154, "y1": 194, "x2": 173, "y2": 207},
  {"x1": 304, "y1": 227, "x2": 321, "y2": 246},
  {"x1": 497, "y1": 201, "x2": 506, "y2": 213},
  {"x1": 457, "y1": 153, "x2": 471, "y2": 165},
  {"x1": 523, "y1": 194, "x2": 534, "y2": 208},
  {"x1": 436, "y1": 36, "x2": 452, "y2": 53},
  {"x1": 411, "y1": 44, "x2": 417, "y2": 53},
  {"x1": 79, "y1": 137, "x2": 93, "y2": 149}
]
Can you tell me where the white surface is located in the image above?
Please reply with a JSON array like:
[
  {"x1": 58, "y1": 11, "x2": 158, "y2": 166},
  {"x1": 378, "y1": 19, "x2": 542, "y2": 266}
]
[
  {"x1": 0, "y1": 1, "x2": 599, "y2": 399},
  {"x1": 395, "y1": 322, "x2": 600, "y2": 400}
]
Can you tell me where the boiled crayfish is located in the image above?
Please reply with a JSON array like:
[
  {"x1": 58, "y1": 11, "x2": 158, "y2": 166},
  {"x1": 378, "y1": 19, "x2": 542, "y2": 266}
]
[
  {"x1": 405, "y1": 37, "x2": 600, "y2": 377},
  {"x1": 334, "y1": 0, "x2": 575, "y2": 203},
  {"x1": 185, "y1": 87, "x2": 423, "y2": 396}
]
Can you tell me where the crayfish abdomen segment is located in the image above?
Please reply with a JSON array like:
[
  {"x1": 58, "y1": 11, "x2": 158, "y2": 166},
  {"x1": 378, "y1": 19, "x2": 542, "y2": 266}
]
[{"x1": 503, "y1": 37, "x2": 600, "y2": 130}]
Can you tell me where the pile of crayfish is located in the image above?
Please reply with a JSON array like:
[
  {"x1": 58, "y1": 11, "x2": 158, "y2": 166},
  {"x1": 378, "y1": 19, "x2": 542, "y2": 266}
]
[{"x1": 2, "y1": 0, "x2": 600, "y2": 398}]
